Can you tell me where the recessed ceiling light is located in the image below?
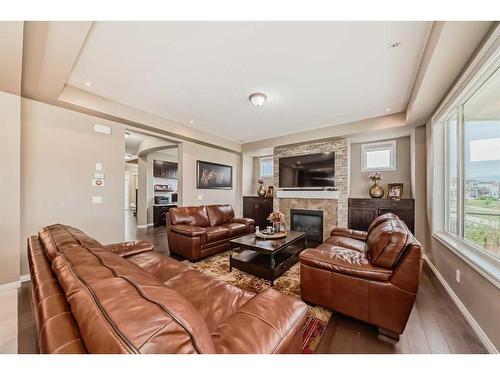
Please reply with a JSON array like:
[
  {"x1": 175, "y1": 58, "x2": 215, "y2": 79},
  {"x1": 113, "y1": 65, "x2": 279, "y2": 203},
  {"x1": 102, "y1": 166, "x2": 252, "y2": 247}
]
[
  {"x1": 189, "y1": 120, "x2": 195, "y2": 125},
  {"x1": 386, "y1": 108, "x2": 391, "y2": 112},
  {"x1": 389, "y1": 41, "x2": 401, "y2": 48},
  {"x1": 249, "y1": 93, "x2": 267, "y2": 106},
  {"x1": 125, "y1": 131, "x2": 130, "y2": 138},
  {"x1": 84, "y1": 82, "x2": 91, "y2": 87}
]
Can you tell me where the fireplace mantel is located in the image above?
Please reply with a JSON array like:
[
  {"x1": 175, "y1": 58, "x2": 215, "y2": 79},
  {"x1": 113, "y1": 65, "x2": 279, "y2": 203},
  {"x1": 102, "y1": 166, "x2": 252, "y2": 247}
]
[{"x1": 276, "y1": 190, "x2": 339, "y2": 200}]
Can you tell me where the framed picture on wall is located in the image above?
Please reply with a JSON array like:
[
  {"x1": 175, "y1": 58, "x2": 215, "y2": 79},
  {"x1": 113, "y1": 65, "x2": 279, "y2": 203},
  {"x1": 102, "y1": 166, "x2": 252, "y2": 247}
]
[
  {"x1": 196, "y1": 160, "x2": 233, "y2": 190},
  {"x1": 387, "y1": 183, "x2": 404, "y2": 200}
]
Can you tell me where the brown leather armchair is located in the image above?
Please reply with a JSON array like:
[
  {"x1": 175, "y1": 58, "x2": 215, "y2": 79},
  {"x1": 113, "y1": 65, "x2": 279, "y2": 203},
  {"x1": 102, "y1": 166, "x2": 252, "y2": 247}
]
[
  {"x1": 167, "y1": 204, "x2": 255, "y2": 261},
  {"x1": 299, "y1": 213, "x2": 423, "y2": 339}
]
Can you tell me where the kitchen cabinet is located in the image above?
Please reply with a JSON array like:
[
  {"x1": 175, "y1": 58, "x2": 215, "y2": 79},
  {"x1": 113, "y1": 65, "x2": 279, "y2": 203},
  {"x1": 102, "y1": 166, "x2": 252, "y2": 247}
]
[{"x1": 153, "y1": 160, "x2": 178, "y2": 179}]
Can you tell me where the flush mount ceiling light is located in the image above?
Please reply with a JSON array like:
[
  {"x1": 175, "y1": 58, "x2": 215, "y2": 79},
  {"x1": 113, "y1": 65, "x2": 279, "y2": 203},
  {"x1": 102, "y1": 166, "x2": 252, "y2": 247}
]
[{"x1": 249, "y1": 93, "x2": 267, "y2": 106}]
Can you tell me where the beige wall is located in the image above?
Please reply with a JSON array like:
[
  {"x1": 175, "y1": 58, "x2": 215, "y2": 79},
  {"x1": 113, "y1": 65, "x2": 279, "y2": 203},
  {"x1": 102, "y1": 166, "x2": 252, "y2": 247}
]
[
  {"x1": 0, "y1": 91, "x2": 21, "y2": 285},
  {"x1": 179, "y1": 141, "x2": 242, "y2": 216},
  {"x1": 21, "y1": 98, "x2": 126, "y2": 275},
  {"x1": 350, "y1": 136, "x2": 412, "y2": 199}
]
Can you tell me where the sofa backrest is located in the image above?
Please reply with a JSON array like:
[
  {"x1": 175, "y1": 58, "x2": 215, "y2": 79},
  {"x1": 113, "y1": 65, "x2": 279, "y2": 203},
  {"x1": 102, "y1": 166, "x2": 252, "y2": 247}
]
[
  {"x1": 367, "y1": 218, "x2": 410, "y2": 269},
  {"x1": 206, "y1": 204, "x2": 235, "y2": 226},
  {"x1": 367, "y1": 212, "x2": 399, "y2": 235},
  {"x1": 34, "y1": 224, "x2": 216, "y2": 354},
  {"x1": 169, "y1": 206, "x2": 211, "y2": 227}
]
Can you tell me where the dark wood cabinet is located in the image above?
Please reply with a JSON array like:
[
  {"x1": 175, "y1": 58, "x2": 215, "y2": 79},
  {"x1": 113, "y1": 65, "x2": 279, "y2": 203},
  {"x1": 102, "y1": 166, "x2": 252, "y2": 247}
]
[
  {"x1": 153, "y1": 160, "x2": 178, "y2": 179},
  {"x1": 348, "y1": 198, "x2": 415, "y2": 234},
  {"x1": 243, "y1": 196, "x2": 273, "y2": 230},
  {"x1": 154, "y1": 204, "x2": 177, "y2": 226}
]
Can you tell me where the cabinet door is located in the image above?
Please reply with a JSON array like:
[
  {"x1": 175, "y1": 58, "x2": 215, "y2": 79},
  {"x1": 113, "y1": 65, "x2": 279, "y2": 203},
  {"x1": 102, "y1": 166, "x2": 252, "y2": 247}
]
[
  {"x1": 153, "y1": 160, "x2": 162, "y2": 177},
  {"x1": 348, "y1": 208, "x2": 377, "y2": 231}
]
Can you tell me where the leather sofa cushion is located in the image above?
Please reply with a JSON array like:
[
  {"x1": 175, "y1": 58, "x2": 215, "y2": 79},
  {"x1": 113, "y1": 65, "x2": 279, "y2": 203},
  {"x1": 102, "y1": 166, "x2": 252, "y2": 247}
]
[
  {"x1": 207, "y1": 205, "x2": 235, "y2": 227},
  {"x1": 104, "y1": 240, "x2": 154, "y2": 257},
  {"x1": 165, "y1": 269, "x2": 255, "y2": 333},
  {"x1": 126, "y1": 251, "x2": 190, "y2": 283},
  {"x1": 299, "y1": 244, "x2": 392, "y2": 282},
  {"x1": 330, "y1": 228, "x2": 368, "y2": 241},
  {"x1": 325, "y1": 235, "x2": 367, "y2": 252},
  {"x1": 212, "y1": 288, "x2": 308, "y2": 354},
  {"x1": 171, "y1": 224, "x2": 207, "y2": 238},
  {"x1": 367, "y1": 219, "x2": 409, "y2": 269},
  {"x1": 205, "y1": 226, "x2": 230, "y2": 243},
  {"x1": 221, "y1": 222, "x2": 247, "y2": 237},
  {"x1": 367, "y1": 213, "x2": 399, "y2": 235},
  {"x1": 169, "y1": 206, "x2": 210, "y2": 227}
]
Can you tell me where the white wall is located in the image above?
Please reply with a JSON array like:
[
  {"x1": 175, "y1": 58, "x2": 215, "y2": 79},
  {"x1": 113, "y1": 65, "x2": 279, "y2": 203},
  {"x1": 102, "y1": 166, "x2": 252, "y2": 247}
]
[
  {"x1": 21, "y1": 98, "x2": 126, "y2": 274},
  {"x1": 180, "y1": 141, "x2": 242, "y2": 216},
  {"x1": 0, "y1": 91, "x2": 21, "y2": 285}
]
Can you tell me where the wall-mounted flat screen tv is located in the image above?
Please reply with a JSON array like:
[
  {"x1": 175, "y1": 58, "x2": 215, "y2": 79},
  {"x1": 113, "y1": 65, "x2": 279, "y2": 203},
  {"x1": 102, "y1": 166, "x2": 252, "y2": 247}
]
[{"x1": 278, "y1": 151, "x2": 335, "y2": 188}]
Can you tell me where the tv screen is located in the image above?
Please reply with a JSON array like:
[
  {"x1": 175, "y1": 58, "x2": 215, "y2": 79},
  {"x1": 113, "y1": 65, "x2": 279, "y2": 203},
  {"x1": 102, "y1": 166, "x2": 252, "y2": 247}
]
[{"x1": 279, "y1": 152, "x2": 335, "y2": 188}]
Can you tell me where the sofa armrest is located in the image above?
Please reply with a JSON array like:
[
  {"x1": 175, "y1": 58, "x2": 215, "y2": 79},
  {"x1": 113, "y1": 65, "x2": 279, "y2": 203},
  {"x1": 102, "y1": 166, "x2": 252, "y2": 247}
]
[
  {"x1": 171, "y1": 224, "x2": 207, "y2": 238},
  {"x1": 330, "y1": 228, "x2": 368, "y2": 241},
  {"x1": 104, "y1": 240, "x2": 154, "y2": 258},
  {"x1": 230, "y1": 217, "x2": 255, "y2": 231},
  {"x1": 212, "y1": 288, "x2": 308, "y2": 354}
]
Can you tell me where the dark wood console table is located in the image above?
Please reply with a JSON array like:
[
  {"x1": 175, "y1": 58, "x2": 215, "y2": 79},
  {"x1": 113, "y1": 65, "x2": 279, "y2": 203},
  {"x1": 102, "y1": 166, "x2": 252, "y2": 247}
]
[{"x1": 348, "y1": 198, "x2": 415, "y2": 234}]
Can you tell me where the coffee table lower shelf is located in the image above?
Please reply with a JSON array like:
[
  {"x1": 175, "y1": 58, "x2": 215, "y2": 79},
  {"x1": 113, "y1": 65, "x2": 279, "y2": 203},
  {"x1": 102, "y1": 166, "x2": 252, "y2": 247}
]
[{"x1": 229, "y1": 236, "x2": 306, "y2": 286}]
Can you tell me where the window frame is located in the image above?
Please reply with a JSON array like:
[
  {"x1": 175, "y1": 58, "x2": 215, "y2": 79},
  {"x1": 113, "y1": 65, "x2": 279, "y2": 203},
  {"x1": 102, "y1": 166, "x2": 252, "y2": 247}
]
[
  {"x1": 361, "y1": 140, "x2": 397, "y2": 172},
  {"x1": 431, "y1": 48, "x2": 500, "y2": 287},
  {"x1": 259, "y1": 157, "x2": 274, "y2": 178}
]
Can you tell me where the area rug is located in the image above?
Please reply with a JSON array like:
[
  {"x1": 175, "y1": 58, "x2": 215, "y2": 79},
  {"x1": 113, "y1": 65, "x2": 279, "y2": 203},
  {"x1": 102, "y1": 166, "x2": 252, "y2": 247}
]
[{"x1": 184, "y1": 251, "x2": 331, "y2": 354}]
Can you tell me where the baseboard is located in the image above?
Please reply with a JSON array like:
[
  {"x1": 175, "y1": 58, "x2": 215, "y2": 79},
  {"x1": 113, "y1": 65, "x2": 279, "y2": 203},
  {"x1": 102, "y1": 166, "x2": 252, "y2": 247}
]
[
  {"x1": 20, "y1": 274, "x2": 31, "y2": 283},
  {"x1": 424, "y1": 255, "x2": 498, "y2": 354},
  {"x1": 0, "y1": 279, "x2": 21, "y2": 291},
  {"x1": 137, "y1": 223, "x2": 154, "y2": 229}
]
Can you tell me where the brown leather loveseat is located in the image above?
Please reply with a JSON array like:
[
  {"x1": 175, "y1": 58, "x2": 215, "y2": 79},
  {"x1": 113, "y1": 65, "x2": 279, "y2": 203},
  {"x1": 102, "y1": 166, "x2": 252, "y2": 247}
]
[
  {"x1": 167, "y1": 204, "x2": 255, "y2": 261},
  {"x1": 28, "y1": 224, "x2": 307, "y2": 354},
  {"x1": 299, "y1": 213, "x2": 423, "y2": 339}
]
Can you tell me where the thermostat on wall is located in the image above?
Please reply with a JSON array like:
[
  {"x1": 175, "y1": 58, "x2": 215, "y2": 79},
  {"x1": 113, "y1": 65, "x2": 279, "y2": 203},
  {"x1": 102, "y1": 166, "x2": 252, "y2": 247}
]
[{"x1": 94, "y1": 124, "x2": 111, "y2": 135}]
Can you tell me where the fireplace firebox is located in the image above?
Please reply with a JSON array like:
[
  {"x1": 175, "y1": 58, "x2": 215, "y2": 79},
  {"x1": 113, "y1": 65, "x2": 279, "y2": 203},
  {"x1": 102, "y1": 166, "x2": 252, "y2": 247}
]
[{"x1": 290, "y1": 209, "x2": 323, "y2": 243}]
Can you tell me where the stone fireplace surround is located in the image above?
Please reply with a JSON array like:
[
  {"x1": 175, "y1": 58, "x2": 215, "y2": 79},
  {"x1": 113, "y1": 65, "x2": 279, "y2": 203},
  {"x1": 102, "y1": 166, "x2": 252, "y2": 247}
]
[{"x1": 273, "y1": 137, "x2": 349, "y2": 241}]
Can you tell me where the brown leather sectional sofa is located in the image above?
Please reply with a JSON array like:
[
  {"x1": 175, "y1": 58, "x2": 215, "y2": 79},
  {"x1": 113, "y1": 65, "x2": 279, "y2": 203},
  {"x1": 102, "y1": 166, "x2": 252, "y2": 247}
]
[
  {"x1": 299, "y1": 213, "x2": 423, "y2": 339},
  {"x1": 28, "y1": 224, "x2": 307, "y2": 354},
  {"x1": 167, "y1": 204, "x2": 255, "y2": 261}
]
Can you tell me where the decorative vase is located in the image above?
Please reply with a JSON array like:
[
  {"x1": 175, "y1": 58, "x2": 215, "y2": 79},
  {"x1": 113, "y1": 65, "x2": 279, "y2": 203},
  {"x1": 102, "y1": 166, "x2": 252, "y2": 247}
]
[
  {"x1": 257, "y1": 183, "x2": 266, "y2": 197},
  {"x1": 266, "y1": 186, "x2": 274, "y2": 197},
  {"x1": 369, "y1": 180, "x2": 384, "y2": 198},
  {"x1": 273, "y1": 222, "x2": 281, "y2": 233}
]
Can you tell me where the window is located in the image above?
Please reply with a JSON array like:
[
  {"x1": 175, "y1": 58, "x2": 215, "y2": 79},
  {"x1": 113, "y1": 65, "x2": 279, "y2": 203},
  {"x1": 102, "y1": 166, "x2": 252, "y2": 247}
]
[
  {"x1": 463, "y1": 69, "x2": 500, "y2": 258},
  {"x1": 361, "y1": 140, "x2": 396, "y2": 172},
  {"x1": 260, "y1": 157, "x2": 274, "y2": 178},
  {"x1": 433, "y1": 57, "x2": 500, "y2": 272}
]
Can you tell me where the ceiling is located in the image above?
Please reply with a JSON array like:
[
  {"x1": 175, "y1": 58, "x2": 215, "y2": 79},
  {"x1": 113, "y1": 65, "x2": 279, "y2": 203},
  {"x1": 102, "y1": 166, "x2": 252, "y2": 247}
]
[
  {"x1": 125, "y1": 130, "x2": 176, "y2": 158},
  {"x1": 68, "y1": 21, "x2": 432, "y2": 143}
]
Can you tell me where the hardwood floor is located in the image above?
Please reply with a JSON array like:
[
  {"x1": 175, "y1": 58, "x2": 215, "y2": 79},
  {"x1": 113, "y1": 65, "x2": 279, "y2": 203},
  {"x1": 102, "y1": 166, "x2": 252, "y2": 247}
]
[
  {"x1": 316, "y1": 263, "x2": 487, "y2": 354},
  {"x1": 18, "y1": 213, "x2": 487, "y2": 354}
]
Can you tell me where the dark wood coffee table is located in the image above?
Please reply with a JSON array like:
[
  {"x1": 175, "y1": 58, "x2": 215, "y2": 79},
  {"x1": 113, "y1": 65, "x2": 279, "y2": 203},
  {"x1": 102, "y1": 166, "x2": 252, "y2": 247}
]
[{"x1": 229, "y1": 231, "x2": 306, "y2": 286}]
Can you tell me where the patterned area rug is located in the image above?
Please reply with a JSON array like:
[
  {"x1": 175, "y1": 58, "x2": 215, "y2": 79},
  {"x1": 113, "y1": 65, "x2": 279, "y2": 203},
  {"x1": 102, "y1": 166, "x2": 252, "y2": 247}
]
[{"x1": 184, "y1": 251, "x2": 331, "y2": 354}]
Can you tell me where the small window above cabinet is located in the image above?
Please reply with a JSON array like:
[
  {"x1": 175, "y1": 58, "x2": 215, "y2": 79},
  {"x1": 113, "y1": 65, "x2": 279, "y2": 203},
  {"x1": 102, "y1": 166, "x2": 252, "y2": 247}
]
[{"x1": 153, "y1": 160, "x2": 178, "y2": 179}]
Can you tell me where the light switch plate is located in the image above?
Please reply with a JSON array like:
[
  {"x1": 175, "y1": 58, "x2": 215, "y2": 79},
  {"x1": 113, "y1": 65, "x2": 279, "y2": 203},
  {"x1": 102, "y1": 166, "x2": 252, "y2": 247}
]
[
  {"x1": 92, "y1": 196, "x2": 102, "y2": 204},
  {"x1": 95, "y1": 163, "x2": 103, "y2": 171}
]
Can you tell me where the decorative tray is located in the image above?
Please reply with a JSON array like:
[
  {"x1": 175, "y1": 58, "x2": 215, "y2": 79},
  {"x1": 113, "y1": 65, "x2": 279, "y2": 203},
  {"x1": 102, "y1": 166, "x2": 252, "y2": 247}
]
[{"x1": 255, "y1": 230, "x2": 287, "y2": 240}]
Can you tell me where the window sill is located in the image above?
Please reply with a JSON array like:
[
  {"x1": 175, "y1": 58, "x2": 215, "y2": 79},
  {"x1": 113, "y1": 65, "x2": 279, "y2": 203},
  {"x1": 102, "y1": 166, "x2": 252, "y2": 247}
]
[{"x1": 432, "y1": 232, "x2": 500, "y2": 289}]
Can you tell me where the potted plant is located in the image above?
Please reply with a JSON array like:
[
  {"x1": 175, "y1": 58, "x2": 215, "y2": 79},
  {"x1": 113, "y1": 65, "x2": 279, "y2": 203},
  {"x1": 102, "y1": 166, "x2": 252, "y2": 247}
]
[{"x1": 267, "y1": 210, "x2": 286, "y2": 233}]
